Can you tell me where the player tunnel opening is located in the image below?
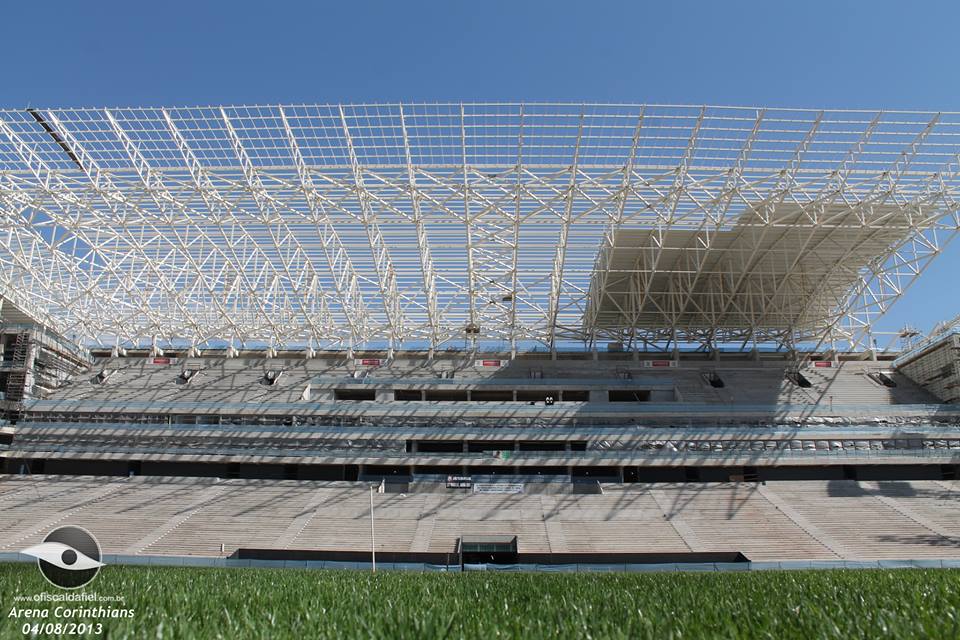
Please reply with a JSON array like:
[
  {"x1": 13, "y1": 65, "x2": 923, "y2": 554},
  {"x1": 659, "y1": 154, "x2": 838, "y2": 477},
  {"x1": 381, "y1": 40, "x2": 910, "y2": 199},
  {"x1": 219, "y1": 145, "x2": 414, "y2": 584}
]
[
  {"x1": 459, "y1": 535, "x2": 518, "y2": 567},
  {"x1": 608, "y1": 389, "x2": 651, "y2": 402}
]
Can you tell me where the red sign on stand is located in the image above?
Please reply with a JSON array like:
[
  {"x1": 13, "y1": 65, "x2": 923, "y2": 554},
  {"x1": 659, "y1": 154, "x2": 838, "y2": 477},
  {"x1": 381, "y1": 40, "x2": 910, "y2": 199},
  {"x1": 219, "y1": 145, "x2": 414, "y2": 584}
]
[
  {"x1": 641, "y1": 360, "x2": 677, "y2": 368},
  {"x1": 474, "y1": 359, "x2": 505, "y2": 368}
]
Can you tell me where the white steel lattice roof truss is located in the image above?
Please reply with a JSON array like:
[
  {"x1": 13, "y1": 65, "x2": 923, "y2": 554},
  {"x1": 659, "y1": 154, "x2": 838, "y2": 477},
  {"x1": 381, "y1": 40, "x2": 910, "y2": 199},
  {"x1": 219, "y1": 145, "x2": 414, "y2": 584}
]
[{"x1": 0, "y1": 103, "x2": 958, "y2": 353}]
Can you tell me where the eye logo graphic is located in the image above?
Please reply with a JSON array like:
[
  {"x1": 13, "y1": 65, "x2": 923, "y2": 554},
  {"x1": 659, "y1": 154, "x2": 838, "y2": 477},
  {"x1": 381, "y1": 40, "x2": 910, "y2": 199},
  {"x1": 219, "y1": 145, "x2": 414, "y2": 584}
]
[{"x1": 21, "y1": 526, "x2": 104, "y2": 589}]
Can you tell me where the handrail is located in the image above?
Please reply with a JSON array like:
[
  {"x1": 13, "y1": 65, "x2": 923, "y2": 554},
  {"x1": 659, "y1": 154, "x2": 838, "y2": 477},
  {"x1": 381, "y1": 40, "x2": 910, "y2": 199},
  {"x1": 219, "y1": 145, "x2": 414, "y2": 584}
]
[
  {"x1": 5, "y1": 442, "x2": 959, "y2": 461},
  {"x1": 23, "y1": 398, "x2": 955, "y2": 414},
  {"x1": 313, "y1": 375, "x2": 675, "y2": 388},
  {"x1": 15, "y1": 420, "x2": 960, "y2": 437}
]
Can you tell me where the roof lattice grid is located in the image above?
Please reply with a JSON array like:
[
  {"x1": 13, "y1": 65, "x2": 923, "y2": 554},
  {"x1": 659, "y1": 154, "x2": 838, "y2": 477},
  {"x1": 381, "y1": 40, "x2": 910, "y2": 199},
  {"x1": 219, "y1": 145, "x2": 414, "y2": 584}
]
[
  {"x1": 0, "y1": 103, "x2": 958, "y2": 352},
  {"x1": 3, "y1": 103, "x2": 960, "y2": 173}
]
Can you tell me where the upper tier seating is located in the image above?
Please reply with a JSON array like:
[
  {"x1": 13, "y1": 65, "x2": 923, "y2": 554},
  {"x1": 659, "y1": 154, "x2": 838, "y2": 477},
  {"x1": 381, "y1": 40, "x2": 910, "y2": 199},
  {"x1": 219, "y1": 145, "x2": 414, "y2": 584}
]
[{"x1": 40, "y1": 357, "x2": 938, "y2": 409}]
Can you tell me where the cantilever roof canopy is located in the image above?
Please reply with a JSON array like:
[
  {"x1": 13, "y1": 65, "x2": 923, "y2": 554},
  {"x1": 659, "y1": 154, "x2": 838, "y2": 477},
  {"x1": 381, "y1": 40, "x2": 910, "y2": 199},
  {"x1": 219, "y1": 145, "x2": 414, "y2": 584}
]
[
  {"x1": 589, "y1": 203, "x2": 919, "y2": 336},
  {"x1": 0, "y1": 103, "x2": 958, "y2": 352}
]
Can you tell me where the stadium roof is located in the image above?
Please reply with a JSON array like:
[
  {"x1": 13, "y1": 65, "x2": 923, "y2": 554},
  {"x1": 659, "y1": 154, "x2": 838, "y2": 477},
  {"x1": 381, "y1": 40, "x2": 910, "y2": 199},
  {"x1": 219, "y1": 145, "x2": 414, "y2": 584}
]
[{"x1": 0, "y1": 103, "x2": 958, "y2": 352}]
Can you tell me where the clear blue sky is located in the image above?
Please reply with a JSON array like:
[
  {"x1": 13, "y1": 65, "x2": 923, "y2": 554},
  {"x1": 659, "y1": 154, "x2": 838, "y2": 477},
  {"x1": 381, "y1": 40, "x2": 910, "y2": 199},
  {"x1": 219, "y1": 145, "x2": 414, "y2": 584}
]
[{"x1": 2, "y1": 0, "x2": 957, "y2": 342}]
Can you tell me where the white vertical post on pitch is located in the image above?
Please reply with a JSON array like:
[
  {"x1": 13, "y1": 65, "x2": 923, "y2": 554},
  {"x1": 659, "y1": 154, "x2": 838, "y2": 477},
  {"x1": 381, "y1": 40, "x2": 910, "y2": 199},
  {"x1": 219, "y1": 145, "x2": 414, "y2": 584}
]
[{"x1": 369, "y1": 484, "x2": 376, "y2": 573}]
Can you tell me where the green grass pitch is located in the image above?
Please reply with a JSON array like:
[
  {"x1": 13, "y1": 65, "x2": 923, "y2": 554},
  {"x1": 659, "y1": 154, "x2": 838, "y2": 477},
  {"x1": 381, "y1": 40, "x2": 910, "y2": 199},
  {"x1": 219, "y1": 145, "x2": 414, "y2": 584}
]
[{"x1": 2, "y1": 564, "x2": 959, "y2": 639}]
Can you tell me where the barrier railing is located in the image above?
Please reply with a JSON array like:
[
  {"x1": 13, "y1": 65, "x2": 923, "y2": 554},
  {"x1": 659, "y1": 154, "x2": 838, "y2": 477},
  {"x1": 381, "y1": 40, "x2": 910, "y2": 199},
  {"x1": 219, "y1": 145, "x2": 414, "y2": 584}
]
[
  {"x1": 2, "y1": 551, "x2": 958, "y2": 572},
  {"x1": 7, "y1": 442, "x2": 959, "y2": 462},
  {"x1": 314, "y1": 375, "x2": 675, "y2": 388},
  {"x1": 23, "y1": 398, "x2": 953, "y2": 414},
  {"x1": 17, "y1": 420, "x2": 960, "y2": 436}
]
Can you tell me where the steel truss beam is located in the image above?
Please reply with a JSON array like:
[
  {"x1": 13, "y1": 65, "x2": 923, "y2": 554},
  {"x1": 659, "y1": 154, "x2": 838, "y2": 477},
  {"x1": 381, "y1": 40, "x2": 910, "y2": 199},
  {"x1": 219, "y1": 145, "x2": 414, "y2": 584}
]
[
  {"x1": 398, "y1": 104, "x2": 440, "y2": 351},
  {"x1": 0, "y1": 103, "x2": 957, "y2": 352},
  {"x1": 279, "y1": 107, "x2": 368, "y2": 346},
  {"x1": 338, "y1": 106, "x2": 403, "y2": 349}
]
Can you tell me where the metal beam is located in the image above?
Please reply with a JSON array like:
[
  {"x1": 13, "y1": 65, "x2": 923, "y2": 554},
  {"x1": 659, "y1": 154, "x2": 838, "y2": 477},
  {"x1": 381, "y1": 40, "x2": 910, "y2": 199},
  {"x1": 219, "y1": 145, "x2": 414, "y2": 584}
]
[
  {"x1": 338, "y1": 105, "x2": 403, "y2": 348},
  {"x1": 547, "y1": 108, "x2": 585, "y2": 350},
  {"x1": 398, "y1": 104, "x2": 440, "y2": 350},
  {"x1": 0, "y1": 103, "x2": 956, "y2": 352}
]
